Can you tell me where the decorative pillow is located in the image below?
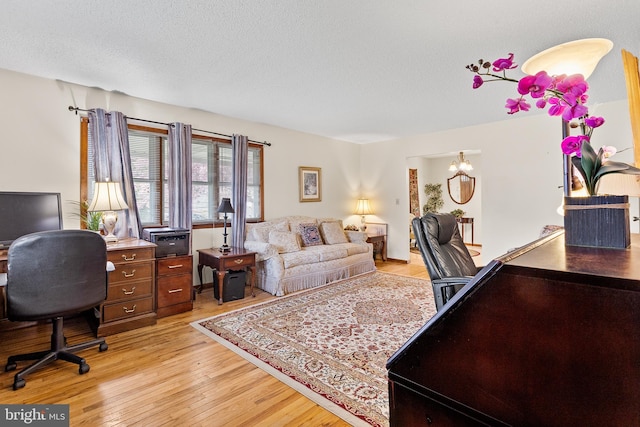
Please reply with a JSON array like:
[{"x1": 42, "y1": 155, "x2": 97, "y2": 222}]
[
  {"x1": 298, "y1": 223, "x2": 324, "y2": 246},
  {"x1": 268, "y1": 230, "x2": 301, "y2": 253},
  {"x1": 320, "y1": 221, "x2": 348, "y2": 244}
]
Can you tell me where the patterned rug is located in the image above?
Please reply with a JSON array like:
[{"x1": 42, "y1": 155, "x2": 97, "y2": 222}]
[{"x1": 191, "y1": 271, "x2": 436, "y2": 427}]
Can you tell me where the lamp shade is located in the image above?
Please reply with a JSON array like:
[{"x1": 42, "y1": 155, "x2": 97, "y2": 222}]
[
  {"x1": 596, "y1": 174, "x2": 640, "y2": 197},
  {"x1": 217, "y1": 198, "x2": 235, "y2": 214},
  {"x1": 87, "y1": 181, "x2": 129, "y2": 212},
  {"x1": 354, "y1": 199, "x2": 373, "y2": 215},
  {"x1": 521, "y1": 38, "x2": 613, "y2": 79}
]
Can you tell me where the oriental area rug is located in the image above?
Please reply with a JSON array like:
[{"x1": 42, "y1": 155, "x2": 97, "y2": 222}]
[{"x1": 191, "y1": 271, "x2": 437, "y2": 427}]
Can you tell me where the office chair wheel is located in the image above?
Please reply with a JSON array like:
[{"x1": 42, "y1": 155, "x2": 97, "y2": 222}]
[
  {"x1": 5, "y1": 362, "x2": 17, "y2": 372},
  {"x1": 99, "y1": 342, "x2": 108, "y2": 352},
  {"x1": 79, "y1": 363, "x2": 90, "y2": 375},
  {"x1": 13, "y1": 378, "x2": 25, "y2": 390}
]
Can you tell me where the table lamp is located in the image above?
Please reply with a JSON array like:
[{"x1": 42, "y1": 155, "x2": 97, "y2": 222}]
[
  {"x1": 354, "y1": 198, "x2": 373, "y2": 231},
  {"x1": 87, "y1": 180, "x2": 129, "y2": 243},
  {"x1": 217, "y1": 198, "x2": 234, "y2": 252}
]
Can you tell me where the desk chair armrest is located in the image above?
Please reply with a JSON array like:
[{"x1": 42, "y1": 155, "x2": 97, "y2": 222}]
[{"x1": 435, "y1": 276, "x2": 474, "y2": 286}]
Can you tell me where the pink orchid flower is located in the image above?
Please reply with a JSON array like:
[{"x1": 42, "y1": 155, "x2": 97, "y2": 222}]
[
  {"x1": 473, "y1": 75, "x2": 484, "y2": 89},
  {"x1": 492, "y1": 53, "x2": 517, "y2": 72},
  {"x1": 546, "y1": 97, "x2": 566, "y2": 117},
  {"x1": 561, "y1": 135, "x2": 590, "y2": 157},
  {"x1": 505, "y1": 97, "x2": 531, "y2": 114},
  {"x1": 585, "y1": 116, "x2": 605, "y2": 128},
  {"x1": 556, "y1": 74, "x2": 589, "y2": 99},
  {"x1": 517, "y1": 71, "x2": 553, "y2": 98},
  {"x1": 601, "y1": 145, "x2": 617, "y2": 159}
]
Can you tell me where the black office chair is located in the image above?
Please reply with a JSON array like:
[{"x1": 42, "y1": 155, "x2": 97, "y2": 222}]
[
  {"x1": 413, "y1": 213, "x2": 481, "y2": 311},
  {"x1": 4, "y1": 230, "x2": 109, "y2": 390}
]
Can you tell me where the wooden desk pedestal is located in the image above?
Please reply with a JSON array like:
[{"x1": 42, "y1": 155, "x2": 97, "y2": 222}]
[
  {"x1": 98, "y1": 238, "x2": 157, "y2": 336},
  {"x1": 156, "y1": 254, "x2": 193, "y2": 318}
]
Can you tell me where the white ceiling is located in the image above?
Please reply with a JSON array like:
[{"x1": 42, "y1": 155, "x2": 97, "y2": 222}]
[{"x1": 1, "y1": 1, "x2": 639, "y2": 143}]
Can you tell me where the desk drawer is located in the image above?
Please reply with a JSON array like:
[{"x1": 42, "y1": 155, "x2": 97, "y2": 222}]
[
  {"x1": 221, "y1": 254, "x2": 254, "y2": 270},
  {"x1": 157, "y1": 256, "x2": 192, "y2": 276},
  {"x1": 108, "y1": 247, "x2": 154, "y2": 264},
  {"x1": 102, "y1": 296, "x2": 154, "y2": 322},
  {"x1": 108, "y1": 261, "x2": 153, "y2": 285},
  {"x1": 157, "y1": 275, "x2": 192, "y2": 307},
  {"x1": 107, "y1": 279, "x2": 153, "y2": 302}
]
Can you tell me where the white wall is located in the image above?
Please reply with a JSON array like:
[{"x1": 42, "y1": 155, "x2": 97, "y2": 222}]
[{"x1": 361, "y1": 99, "x2": 634, "y2": 261}]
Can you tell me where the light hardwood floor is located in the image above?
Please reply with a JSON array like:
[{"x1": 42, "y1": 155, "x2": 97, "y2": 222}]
[{"x1": 0, "y1": 257, "x2": 429, "y2": 426}]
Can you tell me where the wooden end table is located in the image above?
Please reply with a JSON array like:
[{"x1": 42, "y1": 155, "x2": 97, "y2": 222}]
[
  {"x1": 366, "y1": 232, "x2": 387, "y2": 261},
  {"x1": 197, "y1": 247, "x2": 256, "y2": 305}
]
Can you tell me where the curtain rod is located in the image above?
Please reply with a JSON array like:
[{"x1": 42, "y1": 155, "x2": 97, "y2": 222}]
[{"x1": 68, "y1": 106, "x2": 271, "y2": 146}]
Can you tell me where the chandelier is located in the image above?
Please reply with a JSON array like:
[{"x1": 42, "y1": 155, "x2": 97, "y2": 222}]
[{"x1": 448, "y1": 152, "x2": 473, "y2": 173}]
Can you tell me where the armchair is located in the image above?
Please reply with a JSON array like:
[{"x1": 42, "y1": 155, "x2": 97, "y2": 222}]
[{"x1": 412, "y1": 213, "x2": 481, "y2": 311}]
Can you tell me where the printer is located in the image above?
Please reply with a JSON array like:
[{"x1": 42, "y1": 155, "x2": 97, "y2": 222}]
[{"x1": 142, "y1": 227, "x2": 190, "y2": 258}]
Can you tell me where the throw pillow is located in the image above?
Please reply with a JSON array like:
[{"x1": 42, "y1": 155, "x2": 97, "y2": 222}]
[
  {"x1": 268, "y1": 230, "x2": 301, "y2": 253},
  {"x1": 320, "y1": 221, "x2": 348, "y2": 244},
  {"x1": 298, "y1": 223, "x2": 324, "y2": 246}
]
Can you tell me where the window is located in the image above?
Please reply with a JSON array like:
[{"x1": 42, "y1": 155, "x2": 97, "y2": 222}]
[{"x1": 81, "y1": 119, "x2": 264, "y2": 228}]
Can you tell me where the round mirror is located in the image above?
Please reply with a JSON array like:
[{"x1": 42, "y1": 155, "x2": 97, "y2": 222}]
[{"x1": 447, "y1": 171, "x2": 476, "y2": 204}]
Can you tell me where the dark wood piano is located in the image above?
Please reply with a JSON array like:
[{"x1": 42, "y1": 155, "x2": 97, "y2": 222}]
[{"x1": 387, "y1": 231, "x2": 640, "y2": 426}]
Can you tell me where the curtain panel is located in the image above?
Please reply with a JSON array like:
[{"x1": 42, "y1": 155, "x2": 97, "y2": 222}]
[
  {"x1": 231, "y1": 134, "x2": 248, "y2": 248},
  {"x1": 168, "y1": 123, "x2": 193, "y2": 233},
  {"x1": 88, "y1": 108, "x2": 142, "y2": 239}
]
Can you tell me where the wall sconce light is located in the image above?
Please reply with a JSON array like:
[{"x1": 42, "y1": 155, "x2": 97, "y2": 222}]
[
  {"x1": 87, "y1": 180, "x2": 129, "y2": 243},
  {"x1": 217, "y1": 198, "x2": 234, "y2": 252},
  {"x1": 354, "y1": 199, "x2": 373, "y2": 231},
  {"x1": 448, "y1": 152, "x2": 473, "y2": 173}
]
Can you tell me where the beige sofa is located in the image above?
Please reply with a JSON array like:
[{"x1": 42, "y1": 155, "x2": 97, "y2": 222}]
[{"x1": 244, "y1": 216, "x2": 375, "y2": 296}]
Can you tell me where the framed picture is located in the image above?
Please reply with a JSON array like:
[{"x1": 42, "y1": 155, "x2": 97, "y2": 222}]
[{"x1": 299, "y1": 166, "x2": 322, "y2": 202}]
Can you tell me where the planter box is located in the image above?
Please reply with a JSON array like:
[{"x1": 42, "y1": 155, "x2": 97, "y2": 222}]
[{"x1": 563, "y1": 195, "x2": 630, "y2": 249}]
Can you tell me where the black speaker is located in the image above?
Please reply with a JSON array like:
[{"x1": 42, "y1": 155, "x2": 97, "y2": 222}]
[{"x1": 213, "y1": 270, "x2": 246, "y2": 302}]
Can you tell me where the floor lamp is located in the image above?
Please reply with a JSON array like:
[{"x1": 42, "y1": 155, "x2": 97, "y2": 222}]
[{"x1": 521, "y1": 38, "x2": 613, "y2": 197}]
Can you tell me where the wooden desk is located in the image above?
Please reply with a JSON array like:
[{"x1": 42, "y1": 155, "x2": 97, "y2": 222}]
[
  {"x1": 456, "y1": 216, "x2": 474, "y2": 245},
  {"x1": 387, "y1": 231, "x2": 640, "y2": 426},
  {"x1": 197, "y1": 247, "x2": 256, "y2": 305}
]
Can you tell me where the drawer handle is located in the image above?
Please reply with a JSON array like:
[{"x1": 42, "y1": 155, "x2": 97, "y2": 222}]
[
  {"x1": 123, "y1": 305, "x2": 137, "y2": 314},
  {"x1": 167, "y1": 264, "x2": 183, "y2": 269},
  {"x1": 122, "y1": 269, "x2": 136, "y2": 278},
  {"x1": 122, "y1": 254, "x2": 137, "y2": 261},
  {"x1": 233, "y1": 259, "x2": 245, "y2": 265},
  {"x1": 168, "y1": 288, "x2": 183, "y2": 293},
  {"x1": 122, "y1": 286, "x2": 136, "y2": 295}
]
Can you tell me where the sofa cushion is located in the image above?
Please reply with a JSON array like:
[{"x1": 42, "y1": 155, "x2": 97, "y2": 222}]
[
  {"x1": 269, "y1": 230, "x2": 301, "y2": 254},
  {"x1": 299, "y1": 223, "x2": 323, "y2": 246},
  {"x1": 340, "y1": 242, "x2": 369, "y2": 256},
  {"x1": 320, "y1": 221, "x2": 348, "y2": 244},
  {"x1": 281, "y1": 250, "x2": 321, "y2": 269}
]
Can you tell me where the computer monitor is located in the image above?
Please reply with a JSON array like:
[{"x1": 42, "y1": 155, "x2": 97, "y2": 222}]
[{"x1": 0, "y1": 191, "x2": 63, "y2": 249}]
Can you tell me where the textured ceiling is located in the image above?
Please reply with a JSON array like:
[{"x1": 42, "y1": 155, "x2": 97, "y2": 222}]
[{"x1": 1, "y1": 1, "x2": 639, "y2": 143}]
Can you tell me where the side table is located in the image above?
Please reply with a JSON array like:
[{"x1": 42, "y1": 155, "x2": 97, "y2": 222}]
[
  {"x1": 366, "y1": 233, "x2": 387, "y2": 261},
  {"x1": 197, "y1": 247, "x2": 256, "y2": 304},
  {"x1": 456, "y1": 217, "x2": 474, "y2": 245}
]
